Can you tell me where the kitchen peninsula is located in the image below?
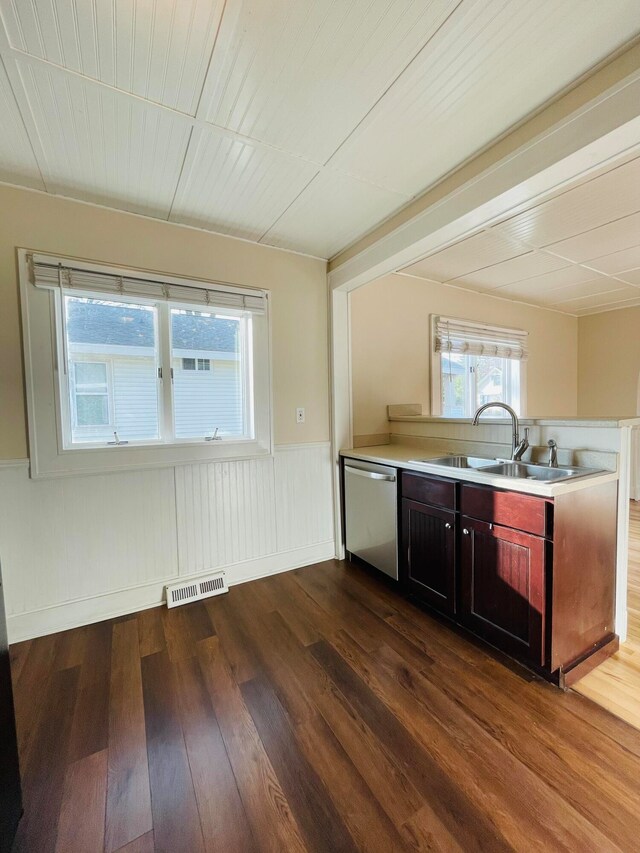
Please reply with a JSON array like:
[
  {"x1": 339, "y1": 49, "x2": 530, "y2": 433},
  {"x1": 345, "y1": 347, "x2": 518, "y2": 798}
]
[{"x1": 342, "y1": 414, "x2": 640, "y2": 687}]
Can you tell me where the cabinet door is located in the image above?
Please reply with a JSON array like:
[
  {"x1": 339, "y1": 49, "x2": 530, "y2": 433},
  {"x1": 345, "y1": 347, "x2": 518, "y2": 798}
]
[
  {"x1": 460, "y1": 517, "x2": 546, "y2": 665},
  {"x1": 402, "y1": 499, "x2": 456, "y2": 615}
]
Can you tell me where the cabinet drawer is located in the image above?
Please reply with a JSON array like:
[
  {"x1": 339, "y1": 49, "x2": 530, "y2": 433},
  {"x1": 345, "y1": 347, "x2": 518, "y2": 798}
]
[
  {"x1": 461, "y1": 484, "x2": 552, "y2": 538},
  {"x1": 402, "y1": 472, "x2": 456, "y2": 510}
]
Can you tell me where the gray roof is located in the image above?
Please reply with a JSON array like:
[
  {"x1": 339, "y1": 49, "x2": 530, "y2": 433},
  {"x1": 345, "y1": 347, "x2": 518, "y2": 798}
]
[{"x1": 67, "y1": 300, "x2": 238, "y2": 352}]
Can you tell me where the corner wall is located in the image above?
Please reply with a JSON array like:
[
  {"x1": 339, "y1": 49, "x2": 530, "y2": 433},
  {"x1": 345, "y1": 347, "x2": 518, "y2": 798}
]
[
  {"x1": 578, "y1": 307, "x2": 640, "y2": 417},
  {"x1": 350, "y1": 273, "x2": 579, "y2": 441}
]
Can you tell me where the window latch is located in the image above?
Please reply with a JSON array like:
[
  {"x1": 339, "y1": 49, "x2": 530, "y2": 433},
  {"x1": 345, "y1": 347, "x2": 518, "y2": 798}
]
[
  {"x1": 107, "y1": 430, "x2": 129, "y2": 446},
  {"x1": 205, "y1": 427, "x2": 221, "y2": 441}
]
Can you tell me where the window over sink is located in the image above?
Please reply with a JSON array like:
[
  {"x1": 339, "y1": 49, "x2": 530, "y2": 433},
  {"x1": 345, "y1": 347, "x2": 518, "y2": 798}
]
[{"x1": 431, "y1": 316, "x2": 527, "y2": 418}]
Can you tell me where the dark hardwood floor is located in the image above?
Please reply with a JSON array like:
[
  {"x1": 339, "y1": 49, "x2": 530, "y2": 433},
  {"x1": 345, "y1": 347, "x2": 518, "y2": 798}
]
[{"x1": 9, "y1": 558, "x2": 640, "y2": 852}]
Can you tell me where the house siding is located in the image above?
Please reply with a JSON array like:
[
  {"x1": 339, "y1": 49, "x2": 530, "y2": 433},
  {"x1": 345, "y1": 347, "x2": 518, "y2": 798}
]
[{"x1": 173, "y1": 360, "x2": 243, "y2": 438}]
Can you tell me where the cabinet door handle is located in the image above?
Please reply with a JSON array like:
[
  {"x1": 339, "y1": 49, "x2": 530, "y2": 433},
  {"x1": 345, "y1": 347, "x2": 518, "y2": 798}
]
[
  {"x1": 444, "y1": 522, "x2": 452, "y2": 529},
  {"x1": 462, "y1": 528, "x2": 470, "y2": 535}
]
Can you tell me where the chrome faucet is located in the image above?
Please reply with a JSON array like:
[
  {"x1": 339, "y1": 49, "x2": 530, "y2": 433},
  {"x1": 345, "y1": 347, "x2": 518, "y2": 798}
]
[
  {"x1": 472, "y1": 402, "x2": 523, "y2": 461},
  {"x1": 547, "y1": 439, "x2": 558, "y2": 468}
]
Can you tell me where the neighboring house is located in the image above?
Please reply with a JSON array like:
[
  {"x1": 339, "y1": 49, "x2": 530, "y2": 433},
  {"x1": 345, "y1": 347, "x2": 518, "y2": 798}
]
[{"x1": 66, "y1": 299, "x2": 243, "y2": 442}]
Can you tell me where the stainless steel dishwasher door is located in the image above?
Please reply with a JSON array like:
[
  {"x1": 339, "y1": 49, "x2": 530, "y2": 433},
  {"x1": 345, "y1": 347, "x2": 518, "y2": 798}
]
[{"x1": 344, "y1": 461, "x2": 398, "y2": 580}]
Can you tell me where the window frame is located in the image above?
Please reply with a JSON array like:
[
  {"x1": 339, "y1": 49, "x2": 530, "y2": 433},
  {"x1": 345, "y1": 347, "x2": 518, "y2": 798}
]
[
  {"x1": 430, "y1": 316, "x2": 527, "y2": 418},
  {"x1": 19, "y1": 250, "x2": 273, "y2": 478}
]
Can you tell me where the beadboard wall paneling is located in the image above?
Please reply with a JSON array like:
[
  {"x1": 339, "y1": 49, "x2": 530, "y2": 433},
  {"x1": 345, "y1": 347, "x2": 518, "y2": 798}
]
[
  {"x1": 0, "y1": 443, "x2": 335, "y2": 642},
  {"x1": 273, "y1": 442, "x2": 335, "y2": 551},
  {"x1": 175, "y1": 456, "x2": 278, "y2": 576},
  {"x1": 0, "y1": 464, "x2": 178, "y2": 614}
]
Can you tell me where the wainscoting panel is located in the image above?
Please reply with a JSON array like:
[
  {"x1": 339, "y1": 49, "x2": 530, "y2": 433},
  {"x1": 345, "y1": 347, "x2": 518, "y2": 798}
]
[
  {"x1": 175, "y1": 456, "x2": 278, "y2": 575},
  {"x1": 0, "y1": 463, "x2": 177, "y2": 614},
  {"x1": 0, "y1": 443, "x2": 335, "y2": 642},
  {"x1": 274, "y1": 442, "x2": 334, "y2": 551}
]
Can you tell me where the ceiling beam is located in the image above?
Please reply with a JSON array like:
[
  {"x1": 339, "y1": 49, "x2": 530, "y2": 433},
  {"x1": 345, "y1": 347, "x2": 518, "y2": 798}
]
[{"x1": 328, "y1": 42, "x2": 640, "y2": 292}]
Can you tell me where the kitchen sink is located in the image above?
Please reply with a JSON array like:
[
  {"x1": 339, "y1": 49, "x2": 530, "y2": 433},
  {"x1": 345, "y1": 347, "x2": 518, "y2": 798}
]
[
  {"x1": 409, "y1": 455, "x2": 496, "y2": 469},
  {"x1": 479, "y1": 461, "x2": 602, "y2": 482}
]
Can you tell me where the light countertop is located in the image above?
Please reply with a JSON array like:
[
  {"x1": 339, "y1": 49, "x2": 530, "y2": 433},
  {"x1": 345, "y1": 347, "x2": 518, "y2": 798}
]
[
  {"x1": 340, "y1": 444, "x2": 619, "y2": 498},
  {"x1": 388, "y1": 416, "x2": 640, "y2": 428}
]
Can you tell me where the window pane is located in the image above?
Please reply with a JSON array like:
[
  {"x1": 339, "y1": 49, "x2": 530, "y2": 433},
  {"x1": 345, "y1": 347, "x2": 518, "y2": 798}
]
[
  {"x1": 440, "y1": 353, "x2": 467, "y2": 417},
  {"x1": 75, "y1": 362, "x2": 108, "y2": 388},
  {"x1": 76, "y1": 394, "x2": 109, "y2": 426},
  {"x1": 171, "y1": 308, "x2": 247, "y2": 439},
  {"x1": 439, "y1": 353, "x2": 520, "y2": 417},
  {"x1": 65, "y1": 296, "x2": 160, "y2": 444},
  {"x1": 475, "y1": 356, "x2": 506, "y2": 409}
]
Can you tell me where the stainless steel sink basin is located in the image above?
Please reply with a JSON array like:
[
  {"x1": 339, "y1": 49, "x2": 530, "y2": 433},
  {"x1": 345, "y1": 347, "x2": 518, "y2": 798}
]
[
  {"x1": 409, "y1": 455, "x2": 496, "y2": 469},
  {"x1": 480, "y1": 461, "x2": 602, "y2": 482}
]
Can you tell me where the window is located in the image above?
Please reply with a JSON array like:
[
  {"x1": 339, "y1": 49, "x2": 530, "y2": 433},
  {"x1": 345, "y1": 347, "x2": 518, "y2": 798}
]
[
  {"x1": 181, "y1": 358, "x2": 211, "y2": 371},
  {"x1": 432, "y1": 316, "x2": 527, "y2": 418},
  {"x1": 20, "y1": 251, "x2": 272, "y2": 477},
  {"x1": 72, "y1": 361, "x2": 111, "y2": 430},
  {"x1": 171, "y1": 308, "x2": 246, "y2": 440},
  {"x1": 65, "y1": 296, "x2": 160, "y2": 444}
]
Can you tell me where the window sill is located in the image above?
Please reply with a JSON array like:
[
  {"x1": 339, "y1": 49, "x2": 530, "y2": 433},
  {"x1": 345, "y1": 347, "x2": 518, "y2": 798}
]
[{"x1": 29, "y1": 438, "x2": 273, "y2": 479}]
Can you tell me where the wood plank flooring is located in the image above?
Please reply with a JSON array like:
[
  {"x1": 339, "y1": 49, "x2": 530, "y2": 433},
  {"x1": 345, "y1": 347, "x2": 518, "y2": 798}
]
[
  {"x1": 575, "y1": 501, "x2": 640, "y2": 729},
  {"x1": 10, "y1": 558, "x2": 640, "y2": 852}
]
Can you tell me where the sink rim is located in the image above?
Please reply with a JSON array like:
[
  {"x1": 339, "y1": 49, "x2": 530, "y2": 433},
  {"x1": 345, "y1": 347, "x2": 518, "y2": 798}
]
[
  {"x1": 408, "y1": 455, "x2": 497, "y2": 469},
  {"x1": 408, "y1": 455, "x2": 605, "y2": 482},
  {"x1": 480, "y1": 460, "x2": 603, "y2": 482}
]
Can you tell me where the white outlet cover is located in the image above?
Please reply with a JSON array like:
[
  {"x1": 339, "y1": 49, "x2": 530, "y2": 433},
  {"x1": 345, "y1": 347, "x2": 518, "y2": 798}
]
[{"x1": 296, "y1": 407, "x2": 305, "y2": 423}]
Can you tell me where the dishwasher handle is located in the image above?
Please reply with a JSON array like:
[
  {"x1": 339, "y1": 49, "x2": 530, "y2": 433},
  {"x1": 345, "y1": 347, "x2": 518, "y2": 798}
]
[{"x1": 344, "y1": 465, "x2": 396, "y2": 482}]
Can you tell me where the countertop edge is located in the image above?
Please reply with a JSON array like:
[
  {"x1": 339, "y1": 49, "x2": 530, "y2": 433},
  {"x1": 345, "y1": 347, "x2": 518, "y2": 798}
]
[{"x1": 340, "y1": 446, "x2": 619, "y2": 498}]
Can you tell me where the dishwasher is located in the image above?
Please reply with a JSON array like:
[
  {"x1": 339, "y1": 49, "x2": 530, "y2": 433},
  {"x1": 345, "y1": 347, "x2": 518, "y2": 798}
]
[{"x1": 344, "y1": 459, "x2": 398, "y2": 580}]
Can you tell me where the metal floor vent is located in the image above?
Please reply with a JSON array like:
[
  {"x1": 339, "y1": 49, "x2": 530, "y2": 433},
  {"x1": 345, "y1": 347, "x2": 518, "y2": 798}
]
[{"x1": 165, "y1": 572, "x2": 228, "y2": 608}]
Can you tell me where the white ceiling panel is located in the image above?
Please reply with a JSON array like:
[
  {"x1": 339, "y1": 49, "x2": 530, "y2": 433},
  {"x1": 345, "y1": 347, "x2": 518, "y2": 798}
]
[
  {"x1": 550, "y1": 285, "x2": 640, "y2": 311},
  {"x1": 446, "y1": 250, "x2": 568, "y2": 290},
  {"x1": 574, "y1": 298, "x2": 640, "y2": 316},
  {"x1": 494, "y1": 157, "x2": 640, "y2": 247},
  {"x1": 0, "y1": 59, "x2": 44, "y2": 189},
  {"x1": 170, "y1": 128, "x2": 319, "y2": 241},
  {"x1": 546, "y1": 277, "x2": 632, "y2": 304},
  {"x1": 0, "y1": 0, "x2": 225, "y2": 114},
  {"x1": 403, "y1": 230, "x2": 529, "y2": 282},
  {"x1": 615, "y1": 268, "x2": 640, "y2": 286},
  {"x1": 500, "y1": 264, "x2": 606, "y2": 293},
  {"x1": 17, "y1": 62, "x2": 191, "y2": 217},
  {"x1": 327, "y1": 0, "x2": 640, "y2": 195},
  {"x1": 260, "y1": 170, "x2": 408, "y2": 259},
  {"x1": 201, "y1": 0, "x2": 461, "y2": 163},
  {"x1": 545, "y1": 212, "x2": 640, "y2": 263},
  {"x1": 0, "y1": 0, "x2": 638, "y2": 266},
  {"x1": 586, "y1": 245, "x2": 640, "y2": 274}
]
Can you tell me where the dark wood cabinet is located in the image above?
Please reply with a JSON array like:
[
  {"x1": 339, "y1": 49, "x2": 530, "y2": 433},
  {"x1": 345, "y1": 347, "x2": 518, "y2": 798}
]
[
  {"x1": 377, "y1": 458, "x2": 619, "y2": 686},
  {"x1": 459, "y1": 516, "x2": 546, "y2": 666},
  {"x1": 403, "y1": 498, "x2": 456, "y2": 615}
]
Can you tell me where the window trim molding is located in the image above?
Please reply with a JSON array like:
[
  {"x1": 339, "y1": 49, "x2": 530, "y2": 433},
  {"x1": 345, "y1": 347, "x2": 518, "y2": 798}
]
[
  {"x1": 19, "y1": 249, "x2": 274, "y2": 478},
  {"x1": 430, "y1": 315, "x2": 528, "y2": 418}
]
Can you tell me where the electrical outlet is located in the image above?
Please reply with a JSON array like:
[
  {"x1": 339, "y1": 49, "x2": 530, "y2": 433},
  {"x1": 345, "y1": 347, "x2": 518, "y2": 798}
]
[{"x1": 296, "y1": 407, "x2": 305, "y2": 423}]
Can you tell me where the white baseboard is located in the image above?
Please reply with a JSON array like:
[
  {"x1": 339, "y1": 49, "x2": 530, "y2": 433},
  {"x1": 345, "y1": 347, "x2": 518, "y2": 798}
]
[{"x1": 8, "y1": 540, "x2": 336, "y2": 643}]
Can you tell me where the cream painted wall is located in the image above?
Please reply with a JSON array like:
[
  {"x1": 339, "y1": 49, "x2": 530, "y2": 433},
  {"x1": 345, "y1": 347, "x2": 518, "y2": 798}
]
[
  {"x1": 578, "y1": 308, "x2": 640, "y2": 417},
  {"x1": 350, "y1": 273, "x2": 578, "y2": 438},
  {"x1": 0, "y1": 184, "x2": 329, "y2": 459}
]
